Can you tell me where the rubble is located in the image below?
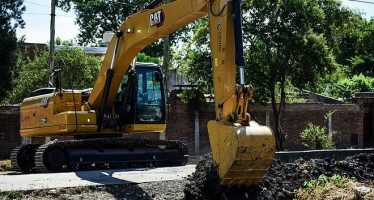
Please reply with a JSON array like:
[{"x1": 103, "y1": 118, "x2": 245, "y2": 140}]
[{"x1": 184, "y1": 153, "x2": 374, "y2": 200}]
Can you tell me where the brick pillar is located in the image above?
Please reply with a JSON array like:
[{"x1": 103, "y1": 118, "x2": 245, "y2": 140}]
[
  {"x1": 0, "y1": 105, "x2": 21, "y2": 159},
  {"x1": 354, "y1": 92, "x2": 374, "y2": 148}
]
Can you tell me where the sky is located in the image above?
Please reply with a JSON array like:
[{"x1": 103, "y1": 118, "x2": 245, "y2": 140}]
[{"x1": 16, "y1": 0, "x2": 374, "y2": 44}]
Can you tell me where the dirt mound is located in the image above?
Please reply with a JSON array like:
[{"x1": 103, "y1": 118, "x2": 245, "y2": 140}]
[{"x1": 184, "y1": 153, "x2": 374, "y2": 200}]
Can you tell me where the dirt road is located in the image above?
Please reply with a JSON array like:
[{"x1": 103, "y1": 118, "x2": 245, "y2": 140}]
[{"x1": 0, "y1": 165, "x2": 195, "y2": 191}]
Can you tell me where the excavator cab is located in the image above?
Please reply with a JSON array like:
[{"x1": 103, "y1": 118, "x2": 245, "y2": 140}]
[{"x1": 114, "y1": 63, "x2": 166, "y2": 133}]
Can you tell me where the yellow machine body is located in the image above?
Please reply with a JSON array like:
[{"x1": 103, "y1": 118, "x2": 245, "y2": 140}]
[
  {"x1": 20, "y1": 91, "x2": 97, "y2": 137},
  {"x1": 20, "y1": 90, "x2": 165, "y2": 137},
  {"x1": 19, "y1": 0, "x2": 275, "y2": 186}
]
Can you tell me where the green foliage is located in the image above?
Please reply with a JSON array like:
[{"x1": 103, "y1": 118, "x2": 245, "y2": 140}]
[
  {"x1": 349, "y1": 19, "x2": 374, "y2": 77},
  {"x1": 244, "y1": 0, "x2": 341, "y2": 103},
  {"x1": 243, "y1": 0, "x2": 352, "y2": 150},
  {"x1": 303, "y1": 174, "x2": 345, "y2": 190},
  {"x1": 177, "y1": 89, "x2": 205, "y2": 105},
  {"x1": 328, "y1": 74, "x2": 374, "y2": 101},
  {"x1": 58, "y1": 0, "x2": 187, "y2": 58},
  {"x1": 136, "y1": 52, "x2": 161, "y2": 64},
  {"x1": 0, "y1": 0, "x2": 25, "y2": 101},
  {"x1": 350, "y1": 56, "x2": 374, "y2": 77},
  {"x1": 300, "y1": 122, "x2": 335, "y2": 150},
  {"x1": 55, "y1": 37, "x2": 74, "y2": 46},
  {"x1": 174, "y1": 17, "x2": 212, "y2": 94},
  {"x1": 301, "y1": 111, "x2": 336, "y2": 150},
  {"x1": 298, "y1": 174, "x2": 354, "y2": 199},
  {"x1": 2, "y1": 48, "x2": 102, "y2": 104},
  {"x1": 316, "y1": 18, "x2": 374, "y2": 101},
  {"x1": 58, "y1": 0, "x2": 146, "y2": 45}
]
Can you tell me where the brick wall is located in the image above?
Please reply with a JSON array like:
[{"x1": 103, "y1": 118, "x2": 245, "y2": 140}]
[
  {"x1": 165, "y1": 90, "x2": 365, "y2": 154},
  {"x1": 0, "y1": 91, "x2": 369, "y2": 159},
  {"x1": 0, "y1": 106, "x2": 21, "y2": 159},
  {"x1": 249, "y1": 104, "x2": 363, "y2": 150},
  {"x1": 165, "y1": 90, "x2": 214, "y2": 156}
]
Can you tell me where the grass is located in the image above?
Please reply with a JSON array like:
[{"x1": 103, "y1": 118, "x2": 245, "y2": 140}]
[
  {"x1": 296, "y1": 175, "x2": 374, "y2": 200},
  {"x1": 0, "y1": 160, "x2": 12, "y2": 171}
]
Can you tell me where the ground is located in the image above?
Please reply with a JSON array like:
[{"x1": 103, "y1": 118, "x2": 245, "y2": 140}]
[
  {"x1": 184, "y1": 153, "x2": 374, "y2": 200},
  {"x1": 0, "y1": 181, "x2": 187, "y2": 200},
  {"x1": 0, "y1": 153, "x2": 373, "y2": 200}
]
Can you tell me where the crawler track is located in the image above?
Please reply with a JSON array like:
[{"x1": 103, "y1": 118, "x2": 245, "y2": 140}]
[
  {"x1": 33, "y1": 137, "x2": 188, "y2": 172},
  {"x1": 10, "y1": 144, "x2": 40, "y2": 173}
]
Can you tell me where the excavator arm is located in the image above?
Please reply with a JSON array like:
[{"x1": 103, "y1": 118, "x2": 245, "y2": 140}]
[{"x1": 87, "y1": 0, "x2": 276, "y2": 186}]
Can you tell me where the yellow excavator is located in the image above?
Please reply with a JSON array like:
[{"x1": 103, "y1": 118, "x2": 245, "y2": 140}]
[{"x1": 11, "y1": 0, "x2": 275, "y2": 186}]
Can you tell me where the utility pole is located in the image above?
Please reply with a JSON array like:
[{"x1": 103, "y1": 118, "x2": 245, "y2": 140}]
[
  {"x1": 49, "y1": 0, "x2": 57, "y2": 87},
  {"x1": 162, "y1": 0, "x2": 170, "y2": 95}
]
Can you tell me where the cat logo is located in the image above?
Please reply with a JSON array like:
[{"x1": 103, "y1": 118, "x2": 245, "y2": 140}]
[
  {"x1": 41, "y1": 117, "x2": 47, "y2": 124},
  {"x1": 40, "y1": 97, "x2": 49, "y2": 109},
  {"x1": 149, "y1": 10, "x2": 164, "y2": 28}
]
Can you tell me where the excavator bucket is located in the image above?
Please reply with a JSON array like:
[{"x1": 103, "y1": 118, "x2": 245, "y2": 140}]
[{"x1": 208, "y1": 120, "x2": 276, "y2": 186}]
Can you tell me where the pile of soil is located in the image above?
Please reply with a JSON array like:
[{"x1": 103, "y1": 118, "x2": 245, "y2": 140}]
[{"x1": 184, "y1": 153, "x2": 374, "y2": 200}]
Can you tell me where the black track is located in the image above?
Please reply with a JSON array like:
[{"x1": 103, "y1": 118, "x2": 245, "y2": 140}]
[
  {"x1": 32, "y1": 137, "x2": 189, "y2": 172},
  {"x1": 10, "y1": 144, "x2": 40, "y2": 173}
]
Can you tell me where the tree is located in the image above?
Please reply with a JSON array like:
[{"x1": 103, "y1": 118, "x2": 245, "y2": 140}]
[
  {"x1": 2, "y1": 48, "x2": 102, "y2": 104},
  {"x1": 241, "y1": 0, "x2": 361, "y2": 150},
  {"x1": 175, "y1": 18, "x2": 213, "y2": 94},
  {"x1": 0, "y1": 0, "x2": 25, "y2": 102},
  {"x1": 58, "y1": 0, "x2": 145, "y2": 45},
  {"x1": 176, "y1": 0, "x2": 356, "y2": 150},
  {"x1": 349, "y1": 19, "x2": 374, "y2": 77},
  {"x1": 58, "y1": 0, "x2": 165, "y2": 58},
  {"x1": 315, "y1": 18, "x2": 373, "y2": 100},
  {"x1": 328, "y1": 74, "x2": 374, "y2": 101}
]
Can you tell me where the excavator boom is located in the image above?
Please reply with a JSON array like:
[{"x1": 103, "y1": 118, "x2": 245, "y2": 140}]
[{"x1": 87, "y1": 0, "x2": 275, "y2": 186}]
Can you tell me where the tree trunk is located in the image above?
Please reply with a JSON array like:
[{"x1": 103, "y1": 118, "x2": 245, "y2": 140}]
[
  {"x1": 162, "y1": 35, "x2": 170, "y2": 93},
  {"x1": 162, "y1": 0, "x2": 171, "y2": 94},
  {"x1": 270, "y1": 81, "x2": 285, "y2": 151}
]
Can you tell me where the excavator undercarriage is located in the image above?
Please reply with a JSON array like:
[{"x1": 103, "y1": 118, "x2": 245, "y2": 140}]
[{"x1": 11, "y1": 137, "x2": 187, "y2": 173}]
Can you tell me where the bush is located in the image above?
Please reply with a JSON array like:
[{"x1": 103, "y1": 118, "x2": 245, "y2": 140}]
[{"x1": 300, "y1": 122, "x2": 335, "y2": 150}]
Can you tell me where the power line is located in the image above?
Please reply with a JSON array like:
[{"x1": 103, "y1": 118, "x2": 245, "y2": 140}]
[
  {"x1": 23, "y1": 12, "x2": 75, "y2": 18},
  {"x1": 348, "y1": 0, "x2": 374, "y2": 5},
  {"x1": 24, "y1": 1, "x2": 50, "y2": 8}
]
